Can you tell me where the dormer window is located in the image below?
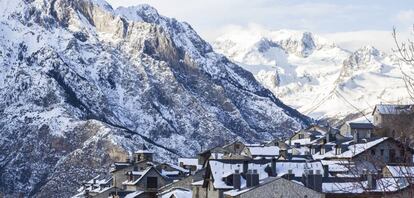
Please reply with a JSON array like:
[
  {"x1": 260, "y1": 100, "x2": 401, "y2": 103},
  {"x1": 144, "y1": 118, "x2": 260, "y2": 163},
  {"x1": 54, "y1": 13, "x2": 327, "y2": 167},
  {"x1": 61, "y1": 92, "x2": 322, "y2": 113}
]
[
  {"x1": 311, "y1": 147, "x2": 315, "y2": 155},
  {"x1": 320, "y1": 147, "x2": 325, "y2": 155},
  {"x1": 335, "y1": 147, "x2": 341, "y2": 155}
]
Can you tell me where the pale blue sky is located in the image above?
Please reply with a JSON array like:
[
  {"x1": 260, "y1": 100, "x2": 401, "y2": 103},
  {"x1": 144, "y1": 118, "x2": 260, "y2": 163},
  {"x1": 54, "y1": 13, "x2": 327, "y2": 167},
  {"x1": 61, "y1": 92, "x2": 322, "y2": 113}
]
[{"x1": 106, "y1": 0, "x2": 414, "y2": 51}]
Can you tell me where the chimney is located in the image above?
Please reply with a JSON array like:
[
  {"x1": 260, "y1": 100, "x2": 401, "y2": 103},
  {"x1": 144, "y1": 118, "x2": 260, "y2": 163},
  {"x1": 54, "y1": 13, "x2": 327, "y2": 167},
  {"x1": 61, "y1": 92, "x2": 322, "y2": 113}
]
[
  {"x1": 246, "y1": 170, "x2": 260, "y2": 187},
  {"x1": 233, "y1": 170, "x2": 241, "y2": 190},
  {"x1": 303, "y1": 170, "x2": 322, "y2": 192},
  {"x1": 243, "y1": 161, "x2": 249, "y2": 174},
  {"x1": 271, "y1": 158, "x2": 277, "y2": 176},
  {"x1": 252, "y1": 170, "x2": 259, "y2": 186},
  {"x1": 360, "y1": 169, "x2": 367, "y2": 180},
  {"x1": 314, "y1": 170, "x2": 323, "y2": 192},
  {"x1": 246, "y1": 170, "x2": 253, "y2": 187},
  {"x1": 367, "y1": 172, "x2": 377, "y2": 190},
  {"x1": 282, "y1": 169, "x2": 295, "y2": 180},
  {"x1": 322, "y1": 165, "x2": 329, "y2": 178}
]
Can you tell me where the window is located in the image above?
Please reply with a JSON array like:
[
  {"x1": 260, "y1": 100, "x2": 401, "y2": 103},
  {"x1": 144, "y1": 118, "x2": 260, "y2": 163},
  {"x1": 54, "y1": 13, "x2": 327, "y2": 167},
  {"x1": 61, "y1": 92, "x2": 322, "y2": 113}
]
[
  {"x1": 380, "y1": 149, "x2": 384, "y2": 156},
  {"x1": 371, "y1": 150, "x2": 376, "y2": 156},
  {"x1": 147, "y1": 177, "x2": 158, "y2": 188},
  {"x1": 235, "y1": 144, "x2": 240, "y2": 150}
]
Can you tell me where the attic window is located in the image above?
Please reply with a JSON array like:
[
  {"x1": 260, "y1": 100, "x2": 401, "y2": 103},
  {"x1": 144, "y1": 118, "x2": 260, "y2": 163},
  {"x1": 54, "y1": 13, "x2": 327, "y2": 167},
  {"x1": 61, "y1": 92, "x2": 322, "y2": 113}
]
[
  {"x1": 147, "y1": 177, "x2": 158, "y2": 188},
  {"x1": 235, "y1": 144, "x2": 240, "y2": 149}
]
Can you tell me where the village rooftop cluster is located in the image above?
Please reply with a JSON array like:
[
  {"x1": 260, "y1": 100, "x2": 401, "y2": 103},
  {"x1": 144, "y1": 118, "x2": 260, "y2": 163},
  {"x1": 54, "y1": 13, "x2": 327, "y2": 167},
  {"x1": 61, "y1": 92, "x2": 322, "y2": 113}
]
[{"x1": 73, "y1": 104, "x2": 414, "y2": 198}]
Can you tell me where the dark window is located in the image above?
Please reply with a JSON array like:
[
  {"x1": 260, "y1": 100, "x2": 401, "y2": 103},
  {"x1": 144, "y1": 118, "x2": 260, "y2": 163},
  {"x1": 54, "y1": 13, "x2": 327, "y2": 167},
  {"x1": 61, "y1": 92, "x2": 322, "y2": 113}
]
[
  {"x1": 147, "y1": 177, "x2": 158, "y2": 188},
  {"x1": 380, "y1": 149, "x2": 384, "y2": 156},
  {"x1": 235, "y1": 144, "x2": 240, "y2": 150},
  {"x1": 371, "y1": 150, "x2": 376, "y2": 156},
  {"x1": 390, "y1": 149, "x2": 396, "y2": 163}
]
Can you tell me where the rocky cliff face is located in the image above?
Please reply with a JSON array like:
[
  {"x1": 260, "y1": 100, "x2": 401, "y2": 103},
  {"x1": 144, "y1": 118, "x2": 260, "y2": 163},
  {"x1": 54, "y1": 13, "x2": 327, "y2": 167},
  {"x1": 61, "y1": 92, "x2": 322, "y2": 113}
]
[{"x1": 0, "y1": 0, "x2": 309, "y2": 197}]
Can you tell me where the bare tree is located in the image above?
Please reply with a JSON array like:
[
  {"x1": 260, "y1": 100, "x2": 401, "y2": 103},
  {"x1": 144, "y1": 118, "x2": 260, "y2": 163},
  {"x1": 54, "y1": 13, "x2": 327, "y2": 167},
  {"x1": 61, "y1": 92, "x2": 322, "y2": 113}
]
[{"x1": 392, "y1": 27, "x2": 414, "y2": 101}]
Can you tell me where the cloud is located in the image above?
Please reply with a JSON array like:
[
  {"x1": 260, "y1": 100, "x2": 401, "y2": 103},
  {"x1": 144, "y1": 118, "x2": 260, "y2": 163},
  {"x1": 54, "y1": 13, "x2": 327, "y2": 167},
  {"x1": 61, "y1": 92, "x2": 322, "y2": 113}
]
[
  {"x1": 105, "y1": 0, "x2": 414, "y2": 52},
  {"x1": 322, "y1": 31, "x2": 396, "y2": 52}
]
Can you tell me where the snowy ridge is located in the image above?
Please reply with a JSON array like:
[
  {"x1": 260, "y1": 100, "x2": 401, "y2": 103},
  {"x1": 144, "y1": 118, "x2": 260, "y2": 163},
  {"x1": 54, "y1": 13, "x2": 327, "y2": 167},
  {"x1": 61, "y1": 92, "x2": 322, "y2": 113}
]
[{"x1": 214, "y1": 27, "x2": 413, "y2": 122}]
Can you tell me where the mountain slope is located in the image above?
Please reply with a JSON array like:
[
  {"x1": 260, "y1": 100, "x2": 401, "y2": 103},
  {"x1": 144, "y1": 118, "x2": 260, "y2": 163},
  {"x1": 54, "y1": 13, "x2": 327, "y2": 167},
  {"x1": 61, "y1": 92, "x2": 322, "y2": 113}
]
[
  {"x1": 0, "y1": 0, "x2": 309, "y2": 197},
  {"x1": 214, "y1": 28, "x2": 412, "y2": 122}
]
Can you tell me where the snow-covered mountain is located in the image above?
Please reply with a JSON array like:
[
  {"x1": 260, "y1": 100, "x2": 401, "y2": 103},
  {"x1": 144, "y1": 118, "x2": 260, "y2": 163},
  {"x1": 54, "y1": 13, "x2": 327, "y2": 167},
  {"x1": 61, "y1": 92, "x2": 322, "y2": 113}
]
[
  {"x1": 0, "y1": 0, "x2": 310, "y2": 197},
  {"x1": 214, "y1": 28, "x2": 412, "y2": 122}
]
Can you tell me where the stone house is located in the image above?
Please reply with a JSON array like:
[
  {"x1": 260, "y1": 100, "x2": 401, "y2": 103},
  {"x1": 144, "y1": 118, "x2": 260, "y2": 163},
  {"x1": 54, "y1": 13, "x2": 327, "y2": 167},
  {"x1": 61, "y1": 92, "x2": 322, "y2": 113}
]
[
  {"x1": 372, "y1": 104, "x2": 414, "y2": 139},
  {"x1": 340, "y1": 116, "x2": 374, "y2": 138},
  {"x1": 223, "y1": 177, "x2": 324, "y2": 198},
  {"x1": 121, "y1": 166, "x2": 171, "y2": 197},
  {"x1": 313, "y1": 137, "x2": 413, "y2": 173}
]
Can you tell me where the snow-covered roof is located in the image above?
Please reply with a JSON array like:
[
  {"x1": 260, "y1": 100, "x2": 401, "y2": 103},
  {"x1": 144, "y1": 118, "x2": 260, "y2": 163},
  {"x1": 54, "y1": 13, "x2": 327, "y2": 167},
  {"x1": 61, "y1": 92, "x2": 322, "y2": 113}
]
[
  {"x1": 346, "y1": 115, "x2": 374, "y2": 129},
  {"x1": 160, "y1": 188, "x2": 192, "y2": 198},
  {"x1": 164, "y1": 163, "x2": 190, "y2": 173},
  {"x1": 125, "y1": 191, "x2": 144, "y2": 198},
  {"x1": 208, "y1": 160, "x2": 324, "y2": 189},
  {"x1": 122, "y1": 167, "x2": 153, "y2": 185},
  {"x1": 313, "y1": 137, "x2": 388, "y2": 160},
  {"x1": 134, "y1": 149, "x2": 154, "y2": 154},
  {"x1": 208, "y1": 160, "x2": 270, "y2": 189},
  {"x1": 321, "y1": 160, "x2": 352, "y2": 173},
  {"x1": 385, "y1": 165, "x2": 414, "y2": 178},
  {"x1": 191, "y1": 180, "x2": 204, "y2": 186},
  {"x1": 178, "y1": 158, "x2": 202, "y2": 170},
  {"x1": 288, "y1": 138, "x2": 312, "y2": 145},
  {"x1": 178, "y1": 158, "x2": 198, "y2": 166},
  {"x1": 374, "y1": 104, "x2": 413, "y2": 115},
  {"x1": 247, "y1": 146, "x2": 279, "y2": 156},
  {"x1": 223, "y1": 177, "x2": 279, "y2": 197},
  {"x1": 323, "y1": 178, "x2": 409, "y2": 194},
  {"x1": 347, "y1": 115, "x2": 373, "y2": 124}
]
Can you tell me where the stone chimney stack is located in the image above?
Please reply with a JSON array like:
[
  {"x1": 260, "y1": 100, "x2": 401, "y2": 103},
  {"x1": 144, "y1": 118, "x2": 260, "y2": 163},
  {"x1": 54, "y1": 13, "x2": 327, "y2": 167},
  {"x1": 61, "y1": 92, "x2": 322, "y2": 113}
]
[
  {"x1": 367, "y1": 172, "x2": 377, "y2": 190},
  {"x1": 246, "y1": 170, "x2": 260, "y2": 187},
  {"x1": 302, "y1": 169, "x2": 322, "y2": 192},
  {"x1": 233, "y1": 169, "x2": 241, "y2": 190},
  {"x1": 271, "y1": 157, "x2": 277, "y2": 176},
  {"x1": 243, "y1": 161, "x2": 248, "y2": 174}
]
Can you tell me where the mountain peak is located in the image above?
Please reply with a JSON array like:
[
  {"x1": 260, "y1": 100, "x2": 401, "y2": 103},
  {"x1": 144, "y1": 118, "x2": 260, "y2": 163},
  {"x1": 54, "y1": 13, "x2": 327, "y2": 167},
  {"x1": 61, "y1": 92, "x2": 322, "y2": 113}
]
[{"x1": 115, "y1": 4, "x2": 160, "y2": 23}]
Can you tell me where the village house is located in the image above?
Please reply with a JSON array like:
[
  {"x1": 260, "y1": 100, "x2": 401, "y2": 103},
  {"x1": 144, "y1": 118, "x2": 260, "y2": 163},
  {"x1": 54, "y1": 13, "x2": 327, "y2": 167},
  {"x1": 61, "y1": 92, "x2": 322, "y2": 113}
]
[
  {"x1": 340, "y1": 116, "x2": 374, "y2": 138},
  {"x1": 372, "y1": 104, "x2": 414, "y2": 139},
  {"x1": 196, "y1": 158, "x2": 325, "y2": 198},
  {"x1": 223, "y1": 177, "x2": 324, "y2": 198},
  {"x1": 121, "y1": 166, "x2": 170, "y2": 197}
]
